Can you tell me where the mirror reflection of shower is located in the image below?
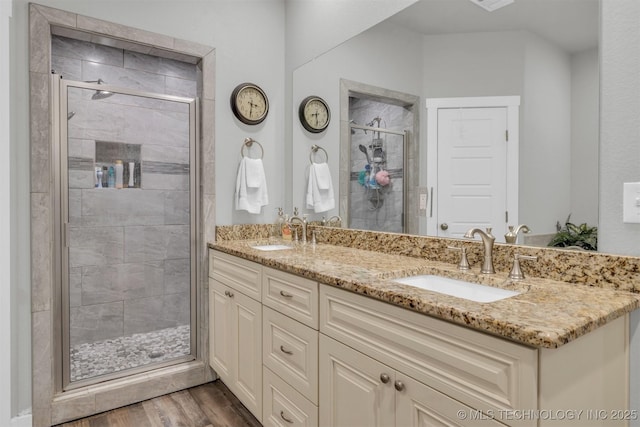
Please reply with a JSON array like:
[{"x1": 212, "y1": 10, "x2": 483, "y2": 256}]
[
  {"x1": 349, "y1": 96, "x2": 410, "y2": 233},
  {"x1": 357, "y1": 116, "x2": 389, "y2": 210}
]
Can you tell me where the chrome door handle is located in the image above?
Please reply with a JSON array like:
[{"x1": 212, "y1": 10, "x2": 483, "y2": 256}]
[
  {"x1": 380, "y1": 373, "x2": 390, "y2": 384},
  {"x1": 280, "y1": 345, "x2": 293, "y2": 355},
  {"x1": 440, "y1": 223, "x2": 449, "y2": 230},
  {"x1": 394, "y1": 380, "x2": 405, "y2": 391},
  {"x1": 279, "y1": 290, "x2": 293, "y2": 298}
]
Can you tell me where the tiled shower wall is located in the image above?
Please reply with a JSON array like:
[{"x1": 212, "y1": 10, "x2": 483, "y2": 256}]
[
  {"x1": 52, "y1": 36, "x2": 196, "y2": 346},
  {"x1": 349, "y1": 98, "x2": 412, "y2": 233}
]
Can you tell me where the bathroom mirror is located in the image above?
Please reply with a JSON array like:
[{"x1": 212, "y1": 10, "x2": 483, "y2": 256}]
[{"x1": 291, "y1": 0, "x2": 599, "y2": 247}]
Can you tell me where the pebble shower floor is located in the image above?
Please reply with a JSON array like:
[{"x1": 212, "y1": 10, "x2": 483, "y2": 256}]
[{"x1": 70, "y1": 324, "x2": 191, "y2": 382}]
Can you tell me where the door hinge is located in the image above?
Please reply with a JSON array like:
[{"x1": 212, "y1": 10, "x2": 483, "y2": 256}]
[
  {"x1": 505, "y1": 211, "x2": 509, "y2": 223},
  {"x1": 505, "y1": 130, "x2": 509, "y2": 142}
]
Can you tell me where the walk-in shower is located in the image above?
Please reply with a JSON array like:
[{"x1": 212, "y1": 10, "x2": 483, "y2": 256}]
[
  {"x1": 349, "y1": 98, "x2": 409, "y2": 233},
  {"x1": 53, "y1": 75, "x2": 198, "y2": 388}
]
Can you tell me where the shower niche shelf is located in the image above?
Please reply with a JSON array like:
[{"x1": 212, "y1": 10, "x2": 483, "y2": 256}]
[{"x1": 94, "y1": 140, "x2": 142, "y2": 188}]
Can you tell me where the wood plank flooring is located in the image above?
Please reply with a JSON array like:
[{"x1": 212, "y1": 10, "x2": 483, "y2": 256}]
[{"x1": 55, "y1": 380, "x2": 262, "y2": 427}]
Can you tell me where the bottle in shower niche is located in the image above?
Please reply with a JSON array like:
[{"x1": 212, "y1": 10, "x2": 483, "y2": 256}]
[
  {"x1": 134, "y1": 162, "x2": 141, "y2": 188},
  {"x1": 96, "y1": 167, "x2": 103, "y2": 188},
  {"x1": 128, "y1": 162, "x2": 135, "y2": 188},
  {"x1": 108, "y1": 166, "x2": 115, "y2": 188},
  {"x1": 102, "y1": 166, "x2": 109, "y2": 188},
  {"x1": 115, "y1": 160, "x2": 123, "y2": 189}
]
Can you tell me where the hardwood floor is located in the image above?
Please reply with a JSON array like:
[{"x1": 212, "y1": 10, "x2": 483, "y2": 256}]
[{"x1": 55, "y1": 380, "x2": 262, "y2": 427}]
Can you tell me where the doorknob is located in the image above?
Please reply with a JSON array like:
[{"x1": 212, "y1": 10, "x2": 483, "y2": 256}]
[{"x1": 440, "y1": 223, "x2": 449, "y2": 230}]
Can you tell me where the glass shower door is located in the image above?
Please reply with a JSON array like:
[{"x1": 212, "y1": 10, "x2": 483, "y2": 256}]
[{"x1": 58, "y1": 78, "x2": 197, "y2": 388}]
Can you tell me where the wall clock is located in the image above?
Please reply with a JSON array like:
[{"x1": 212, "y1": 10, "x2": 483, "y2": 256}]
[
  {"x1": 230, "y1": 82, "x2": 269, "y2": 125},
  {"x1": 299, "y1": 95, "x2": 330, "y2": 133}
]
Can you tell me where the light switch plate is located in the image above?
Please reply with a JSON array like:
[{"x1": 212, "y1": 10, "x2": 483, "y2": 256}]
[
  {"x1": 623, "y1": 182, "x2": 640, "y2": 223},
  {"x1": 417, "y1": 186, "x2": 428, "y2": 217}
]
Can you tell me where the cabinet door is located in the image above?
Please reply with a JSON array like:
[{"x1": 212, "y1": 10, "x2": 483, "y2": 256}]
[
  {"x1": 233, "y1": 289, "x2": 263, "y2": 422},
  {"x1": 395, "y1": 372, "x2": 504, "y2": 427},
  {"x1": 210, "y1": 279, "x2": 233, "y2": 382},
  {"x1": 319, "y1": 334, "x2": 395, "y2": 427}
]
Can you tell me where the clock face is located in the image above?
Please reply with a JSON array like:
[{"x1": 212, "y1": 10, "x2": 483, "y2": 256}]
[
  {"x1": 299, "y1": 96, "x2": 330, "y2": 133},
  {"x1": 231, "y1": 83, "x2": 269, "y2": 125}
]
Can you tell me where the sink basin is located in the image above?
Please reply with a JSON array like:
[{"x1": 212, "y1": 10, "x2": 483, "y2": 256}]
[
  {"x1": 393, "y1": 275, "x2": 520, "y2": 303},
  {"x1": 250, "y1": 244, "x2": 293, "y2": 251}
]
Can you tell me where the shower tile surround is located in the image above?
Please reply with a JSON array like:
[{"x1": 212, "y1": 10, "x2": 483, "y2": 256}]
[
  {"x1": 30, "y1": 4, "x2": 215, "y2": 426},
  {"x1": 213, "y1": 224, "x2": 640, "y2": 347},
  {"x1": 54, "y1": 37, "x2": 192, "y2": 349}
]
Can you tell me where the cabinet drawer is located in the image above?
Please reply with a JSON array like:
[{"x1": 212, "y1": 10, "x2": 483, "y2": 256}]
[
  {"x1": 320, "y1": 285, "x2": 537, "y2": 427},
  {"x1": 263, "y1": 367, "x2": 318, "y2": 427},
  {"x1": 263, "y1": 267, "x2": 318, "y2": 329},
  {"x1": 263, "y1": 307, "x2": 318, "y2": 404},
  {"x1": 211, "y1": 250, "x2": 261, "y2": 301}
]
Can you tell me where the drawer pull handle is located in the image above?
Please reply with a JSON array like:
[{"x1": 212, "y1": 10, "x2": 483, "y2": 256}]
[
  {"x1": 224, "y1": 290, "x2": 234, "y2": 298},
  {"x1": 280, "y1": 411, "x2": 293, "y2": 424},
  {"x1": 380, "y1": 373, "x2": 390, "y2": 384},
  {"x1": 279, "y1": 290, "x2": 293, "y2": 298},
  {"x1": 394, "y1": 380, "x2": 405, "y2": 392},
  {"x1": 280, "y1": 345, "x2": 293, "y2": 355}
]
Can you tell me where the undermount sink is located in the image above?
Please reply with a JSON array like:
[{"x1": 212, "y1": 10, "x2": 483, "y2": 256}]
[
  {"x1": 393, "y1": 275, "x2": 520, "y2": 303},
  {"x1": 250, "y1": 244, "x2": 293, "y2": 251}
]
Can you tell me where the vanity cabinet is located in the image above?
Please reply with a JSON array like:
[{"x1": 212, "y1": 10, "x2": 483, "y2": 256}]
[
  {"x1": 209, "y1": 251, "x2": 263, "y2": 422},
  {"x1": 319, "y1": 284, "x2": 629, "y2": 427},
  {"x1": 210, "y1": 249, "x2": 629, "y2": 427},
  {"x1": 320, "y1": 333, "x2": 503, "y2": 427}
]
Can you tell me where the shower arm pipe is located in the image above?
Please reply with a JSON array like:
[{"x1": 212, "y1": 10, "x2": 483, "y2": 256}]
[{"x1": 348, "y1": 123, "x2": 405, "y2": 136}]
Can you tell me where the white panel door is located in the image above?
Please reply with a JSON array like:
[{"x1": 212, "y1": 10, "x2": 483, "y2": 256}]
[
  {"x1": 437, "y1": 107, "x2": 508, "y2": 240},
  {"x1": 319, "y1": 334, "x2": 395, "y2": 427}
]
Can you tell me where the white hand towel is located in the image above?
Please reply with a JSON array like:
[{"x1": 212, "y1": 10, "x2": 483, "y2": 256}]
[
  {"x1": 306, "y1": 162, "x2": 335, "y2": 213},
  {"x1": 244, "y1": 157, "x2": 265, "y2": 188},
  {"x1": 313, "y1": 162, "x2": 332, "y2": 190},
  {"x1": 236, "y1": 157, "x2": 269, "y2": 214}
]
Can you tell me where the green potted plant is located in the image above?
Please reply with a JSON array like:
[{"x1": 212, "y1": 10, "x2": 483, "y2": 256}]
[{"x1": 548, "y1": 215, "x2": 598, "y2": 251}]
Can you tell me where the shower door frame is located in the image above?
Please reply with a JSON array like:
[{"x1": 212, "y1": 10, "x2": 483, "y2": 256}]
[
  {"x1": 347, "y1": 123, "x2": 409, "y2": 232},
  {"x1": 53, "y1": 76, "x2": 200, "y2": 391}
]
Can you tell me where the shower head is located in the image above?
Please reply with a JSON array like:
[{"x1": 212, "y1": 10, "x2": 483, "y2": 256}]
[
  {"x1": 67, "y1": 111, "x2": 75, "y2": 120},
  {"x1": 85, "y1": 78, "x2": 114, "y2": 100},
  {"x1": 91, "y1": 90, "x2": 114, "y2": 100}
]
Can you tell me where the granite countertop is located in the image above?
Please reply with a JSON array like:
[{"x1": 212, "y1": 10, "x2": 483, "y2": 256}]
[{"x1": 209, "y1": 240, "x2": 640, "y2": 349}]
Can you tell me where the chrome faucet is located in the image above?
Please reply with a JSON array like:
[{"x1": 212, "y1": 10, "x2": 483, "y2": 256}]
[
  {"x1": 504, "y1": 224, "x2": 531, "y2": 244},
  {"x1": 464, "y1": 227, "x2": 496, "y2": 274},
  {"x1": 288, "y1": 214, "x2": 308, "y2": 244}
]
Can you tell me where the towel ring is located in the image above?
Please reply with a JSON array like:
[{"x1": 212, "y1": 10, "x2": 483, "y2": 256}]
[
  {"x1": 241, "y1": 137, "x2": 264, "y2": 159},
  {"x1": 310, "y1": 144, "x2": 328, "y2": 164}
]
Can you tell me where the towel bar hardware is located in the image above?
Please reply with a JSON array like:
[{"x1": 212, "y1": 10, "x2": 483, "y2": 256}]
[
  {"x1": 310, "y1": 144, "x2": 329, "y2": 164},
  {"x1": 241, "y1": 137, "x2": 264, "y2": 159}
]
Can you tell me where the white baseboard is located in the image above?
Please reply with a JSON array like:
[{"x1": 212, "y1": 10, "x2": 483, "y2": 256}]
[{"x1": 10, "y1": 412, "x2": 32, "y2": 427}]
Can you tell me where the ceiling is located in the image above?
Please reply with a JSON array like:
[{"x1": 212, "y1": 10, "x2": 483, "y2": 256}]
[{"x1": 387, "y1": 0, "x2": 599, "y2": 54}]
